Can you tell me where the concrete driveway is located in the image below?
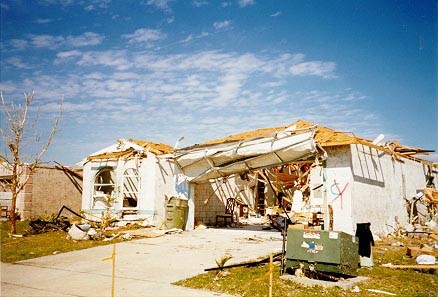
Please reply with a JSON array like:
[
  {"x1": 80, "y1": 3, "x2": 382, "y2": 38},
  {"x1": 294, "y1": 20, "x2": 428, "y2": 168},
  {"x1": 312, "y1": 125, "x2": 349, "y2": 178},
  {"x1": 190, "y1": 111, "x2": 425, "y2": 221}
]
[{"x1": 1, "y1": 227, "x2": 283, "y2": 297}]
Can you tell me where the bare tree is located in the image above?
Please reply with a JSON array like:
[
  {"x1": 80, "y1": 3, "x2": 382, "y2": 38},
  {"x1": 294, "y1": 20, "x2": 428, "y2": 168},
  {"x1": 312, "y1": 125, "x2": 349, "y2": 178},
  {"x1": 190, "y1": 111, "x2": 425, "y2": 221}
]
[{"x1": 0, "y1": 91, "x2": 62, "y2": 234}]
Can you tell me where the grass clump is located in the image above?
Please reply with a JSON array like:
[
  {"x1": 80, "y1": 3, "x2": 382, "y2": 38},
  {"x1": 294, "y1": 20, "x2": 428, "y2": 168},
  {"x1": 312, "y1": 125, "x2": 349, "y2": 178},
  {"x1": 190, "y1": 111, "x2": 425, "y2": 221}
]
[{"x1": 1, "y1": 220, "x2": 123, "y2": 263}]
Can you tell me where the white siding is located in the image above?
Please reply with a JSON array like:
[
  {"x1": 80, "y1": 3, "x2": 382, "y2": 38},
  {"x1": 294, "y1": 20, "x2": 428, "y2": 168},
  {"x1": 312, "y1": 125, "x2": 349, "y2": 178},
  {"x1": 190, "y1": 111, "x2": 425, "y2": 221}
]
[{"x1": 349, "y1": 144, "x2": 430, "y2": 235}]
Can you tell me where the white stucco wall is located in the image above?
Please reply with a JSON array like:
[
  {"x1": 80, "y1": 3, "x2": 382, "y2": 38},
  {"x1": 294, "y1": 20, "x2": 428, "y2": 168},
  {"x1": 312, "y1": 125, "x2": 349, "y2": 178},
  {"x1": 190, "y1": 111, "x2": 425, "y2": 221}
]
[
  {"x1": 82, "y1": 153, "x2": 175, "y2": 225},
  {"x1": 325, "y1": 144, "x2": 432, "y2": 236},
  {"x1": 322, "y1": 146, "x2": 355, "y2": 235},
  {"x1": 309, "y1": 145, "x2": 432, "y2": 236},
  {"x1": 154, "y1": 155, "x2": 177, "y2": 224}
]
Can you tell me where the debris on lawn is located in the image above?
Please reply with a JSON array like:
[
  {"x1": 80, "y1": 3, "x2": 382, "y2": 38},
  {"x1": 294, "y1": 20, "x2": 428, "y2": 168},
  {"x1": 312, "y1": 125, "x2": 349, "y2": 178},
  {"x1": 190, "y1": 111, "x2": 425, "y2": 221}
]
[
  {"x1": 366, "y1": 289, "x2": 396, "y2": 296},
  {"x1": 416, "y1": 254, "x2": 436, "y2": 265},
  {"x1": 28, "y1": 217, "x2": 70, "y2": 234},
  {"x1": 213, "y1": 254, "x2": 233, "y2": 281},
  {"x1": 381, "y1": 263, "x2": 438, "y2": 270},
  {"x1": 205, "y1": 252, "x2": 282, "y2": 272},
  {"x1": 118, "y1": 228, "x2": 182, "y2": 239},
  {"x1": 67, "y1": 223, "x2": 91, "y2": 241},
  {"x1": 406, "y1": 244, "x2": 438, "y2": 257}
]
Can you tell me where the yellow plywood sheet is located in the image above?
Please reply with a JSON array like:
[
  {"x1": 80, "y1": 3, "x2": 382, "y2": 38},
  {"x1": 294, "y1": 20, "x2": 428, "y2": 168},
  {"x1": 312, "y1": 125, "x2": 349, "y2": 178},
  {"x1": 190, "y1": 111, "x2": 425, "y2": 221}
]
[
  {"x1": 199, "y1": 119, "x2": 358, "y2": 147},
  {"x1": 87, "y1": 139, "x2": 173, "y2": 161}
]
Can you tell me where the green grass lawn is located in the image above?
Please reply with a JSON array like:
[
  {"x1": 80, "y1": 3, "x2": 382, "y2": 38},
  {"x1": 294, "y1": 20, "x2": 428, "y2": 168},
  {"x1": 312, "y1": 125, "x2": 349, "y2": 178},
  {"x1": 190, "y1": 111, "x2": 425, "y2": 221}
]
[
  {"x1": 175, "y1": 237, "x2": 438, "y2": 297},
  {"x1": 1, "y1": 220, "x2": 123, "y2": 263}
]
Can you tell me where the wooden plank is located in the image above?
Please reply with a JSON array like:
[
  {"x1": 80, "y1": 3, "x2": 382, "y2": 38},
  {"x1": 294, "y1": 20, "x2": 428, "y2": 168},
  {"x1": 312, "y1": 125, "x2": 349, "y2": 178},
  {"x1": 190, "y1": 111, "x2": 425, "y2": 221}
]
[
  {"x1": 406, "y1": 246, "x2": 438, "y2": 257},
  {"x1": 382, "y1": 264, "x2": 438, "y2": 270}
]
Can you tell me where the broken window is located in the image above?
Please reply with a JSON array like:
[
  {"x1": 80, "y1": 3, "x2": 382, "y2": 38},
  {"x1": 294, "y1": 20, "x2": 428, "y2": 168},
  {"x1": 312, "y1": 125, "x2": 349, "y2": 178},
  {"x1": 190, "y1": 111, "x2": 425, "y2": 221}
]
[
  {"x1": 122, "y1": 168, "x2": 140, "y2": 208},
  {"x1": 92, "y1": 167, "x2": 115, "y2": 209}
]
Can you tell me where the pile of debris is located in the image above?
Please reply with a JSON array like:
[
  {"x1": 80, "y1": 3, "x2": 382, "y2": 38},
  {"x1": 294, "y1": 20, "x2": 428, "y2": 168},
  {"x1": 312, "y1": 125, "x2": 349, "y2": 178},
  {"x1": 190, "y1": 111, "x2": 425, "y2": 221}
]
[
  {"x1": 25, "y1": 205, "x2": 182, "y2": 242},
  {"x1": 28, "y1": 217, "x2": 70, "y2": 234}
]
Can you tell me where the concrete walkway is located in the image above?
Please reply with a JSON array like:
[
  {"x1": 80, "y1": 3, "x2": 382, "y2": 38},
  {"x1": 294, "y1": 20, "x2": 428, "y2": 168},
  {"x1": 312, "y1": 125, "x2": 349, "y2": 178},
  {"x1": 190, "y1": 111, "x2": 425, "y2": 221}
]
[{"x1": 1, "y1": 227, "x2": 283, "y2": 297}]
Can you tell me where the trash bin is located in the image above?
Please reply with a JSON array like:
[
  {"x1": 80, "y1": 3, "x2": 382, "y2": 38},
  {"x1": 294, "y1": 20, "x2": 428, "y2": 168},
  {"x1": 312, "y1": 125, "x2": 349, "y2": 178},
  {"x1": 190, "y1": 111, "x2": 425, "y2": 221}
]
[
  {"x1": 355, "y1": 222, "x2": 374, "y2": 267},
  {"x1": 285, "y1": 228, "x2": 359, "y2": 276},
  {"x1": 165, "y1": 196, "x2": 188, "y2": 230}
]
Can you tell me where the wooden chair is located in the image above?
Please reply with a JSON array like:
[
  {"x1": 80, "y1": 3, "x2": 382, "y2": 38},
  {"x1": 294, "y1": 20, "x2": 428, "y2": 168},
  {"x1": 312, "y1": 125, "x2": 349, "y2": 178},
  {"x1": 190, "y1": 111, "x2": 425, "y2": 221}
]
[{"x1": 216, "y1": 198, "x2": 236, "y2": 227}]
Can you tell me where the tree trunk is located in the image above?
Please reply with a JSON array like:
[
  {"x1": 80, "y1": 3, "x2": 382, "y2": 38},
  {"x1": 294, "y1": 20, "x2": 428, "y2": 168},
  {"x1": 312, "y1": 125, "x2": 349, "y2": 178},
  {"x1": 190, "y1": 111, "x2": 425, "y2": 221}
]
[
  {"x1": 9, "y1": 162, "x2": 18, "y2": 235},
  {"x1": 9, "y1": 191, "x2": 17, "y2": 234}
]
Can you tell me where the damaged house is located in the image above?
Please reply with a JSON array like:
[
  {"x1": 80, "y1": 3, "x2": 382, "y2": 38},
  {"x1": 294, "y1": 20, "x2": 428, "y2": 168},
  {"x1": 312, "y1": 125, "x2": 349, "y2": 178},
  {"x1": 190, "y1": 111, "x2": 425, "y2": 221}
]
[
  {"x1": 80, "y1": 139, "x2": 175, "y2": 225},
  {"x1": 175, "y1": 120, "x2": 437, "y2": 236},
  {"x1": 80, "y1": 120, "x2": 437, "y2": 236}
]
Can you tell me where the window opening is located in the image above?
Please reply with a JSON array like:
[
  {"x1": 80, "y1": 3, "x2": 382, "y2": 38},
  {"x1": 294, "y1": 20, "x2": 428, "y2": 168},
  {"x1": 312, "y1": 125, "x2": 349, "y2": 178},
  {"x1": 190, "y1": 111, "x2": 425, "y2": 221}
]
[
  {"x1": 93, "y1": 167, "x2": 115, "y2": 209},
  {"x1": 123, "y1": 168, "x2": 140, "y2": 208}
]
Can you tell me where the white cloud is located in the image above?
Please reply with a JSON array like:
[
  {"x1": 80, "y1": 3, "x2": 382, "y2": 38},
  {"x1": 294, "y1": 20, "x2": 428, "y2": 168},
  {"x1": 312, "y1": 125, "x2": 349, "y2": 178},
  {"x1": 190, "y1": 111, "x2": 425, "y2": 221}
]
[
  {"x1": 56, "y1": 50, "x2": 82, "y2": 59},
  {"x1": 52, "y1": 50, "x2": 337, "y2": 87},
  {"x1": 0, "y1": 81, "x2": 17, "y2": 92},
  {"x1": 65, "y1": 32, "x2": 104, "y2": 47},
  {"x1": 270, "y1": 11, "x2": 281, "y2": 17},
  {"x1": 179, "y1": 32, "x2": 209, "y2": 44},
  {"x1": 193, "y1": 1, "x2": 208, "y2": 7},
  {"x1": 147, "y1": 0, "x2": 174, "y2": 12},
  {"x1": 76, "y1": 50, "x2": 131, "y2": 70},
  {"x1": 29, "y1": 34, "x2": 64, "y2": 49},
  {"x1": 238, "y1": 0, "x2": 254, "y2": 8},
  {"x1": 39, "y1": 0, "x2": 111, "y2": 10},
  {"x1": 4, "y1": 57, "x2": 32, "y2": 69},
  {"x1": 38, "y1": 0, "x2": 75, "y2": 5},
  {"x1": 121, "y1": 28, "x2": 165, "y2": 45},
  {"x1": 261, "y1": 80, "x2": 285, "y2": 88},
  {"x1": 213, "y1": 20, "x2": 232, "y2": 30},
  {"x1": 10, "y1": 39, "x2": 28, "y2": 50},
  {"x1": 19, "y1": 32, "x2": 104, "y2": 50},
  {"x1": 35, "y1": 18, "x2": 53, "y2": 24},
  {"x1": 54, "y1": 50, "x2": 83, "y2": 64},
  {"x1": 289, "y1": 61, "x2": 337, "y2": 79}
]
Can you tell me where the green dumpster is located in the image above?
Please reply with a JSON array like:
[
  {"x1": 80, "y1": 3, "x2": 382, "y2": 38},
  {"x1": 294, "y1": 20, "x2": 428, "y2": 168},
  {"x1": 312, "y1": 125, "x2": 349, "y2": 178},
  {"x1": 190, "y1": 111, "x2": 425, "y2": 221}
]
[
  {"x1": 164, "y1": 196, "x2": 188, "y2": 230},
  {"x1": 285, "y1": 228, "x2": 359, "y2": 276}
]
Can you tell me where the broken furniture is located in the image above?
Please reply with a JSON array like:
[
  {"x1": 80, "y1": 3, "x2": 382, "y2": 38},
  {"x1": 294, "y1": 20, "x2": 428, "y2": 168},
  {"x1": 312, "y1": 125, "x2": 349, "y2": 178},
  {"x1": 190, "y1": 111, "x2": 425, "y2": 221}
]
[
  {"x1": 216, "y1": 198, "x2": 236, "y2": 227},
  {"x1": 285, "y1": 228, "x2": 359, "y2": 276},
  {"x1": 235, "y1": 200, "x2": 249, "y2": 218}
]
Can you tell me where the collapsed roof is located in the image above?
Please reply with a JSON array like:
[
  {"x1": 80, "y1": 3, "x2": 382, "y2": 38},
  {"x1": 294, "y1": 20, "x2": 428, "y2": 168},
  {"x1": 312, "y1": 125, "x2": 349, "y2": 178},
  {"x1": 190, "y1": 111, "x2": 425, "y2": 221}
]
[
  {"x1": 174, "y1": 126, "x2": 322, "y2": 182},
  {"x1": 195, "y1": 120, "x2": 434, "y2": 163},
  {"x1": 80, "y1": 120, "x2": 434, "y2": 169},
  {"x1": 83, "y1": 139, "x2": 173, "y2": 164}
]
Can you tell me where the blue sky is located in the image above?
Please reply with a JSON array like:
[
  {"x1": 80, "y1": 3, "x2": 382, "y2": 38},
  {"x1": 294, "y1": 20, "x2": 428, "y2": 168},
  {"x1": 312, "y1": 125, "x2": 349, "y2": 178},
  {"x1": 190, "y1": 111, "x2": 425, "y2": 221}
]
[{"x1": 0, "y1": 0, "x2": 436, "y2": 165}]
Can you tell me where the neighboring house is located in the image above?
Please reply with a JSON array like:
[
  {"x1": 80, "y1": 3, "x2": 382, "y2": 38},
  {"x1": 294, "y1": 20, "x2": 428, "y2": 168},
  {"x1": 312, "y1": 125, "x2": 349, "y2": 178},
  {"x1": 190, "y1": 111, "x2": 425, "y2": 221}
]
[
  {"x1": 80, "y1": 139, "x2": 175, "y2": 226},
  {"x1": 180, "y1": 120, "x2": 437, "y2": 236},
  {"x1": 0, "y1": 162, "x2": 83, "y2": 220}
]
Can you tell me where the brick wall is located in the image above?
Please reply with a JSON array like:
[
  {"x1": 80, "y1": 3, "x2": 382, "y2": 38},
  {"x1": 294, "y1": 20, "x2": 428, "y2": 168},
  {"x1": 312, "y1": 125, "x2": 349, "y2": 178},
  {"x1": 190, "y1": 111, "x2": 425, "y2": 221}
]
[
  {"x1": 193, "y1": 176, "x2": 255, "y2": 225},
  {"x1": 29, "y1": 166, "x2": 83, "y2": 219},
  {"x1": 194, "y1": 182, "x2": 226, "y2": 225}
]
